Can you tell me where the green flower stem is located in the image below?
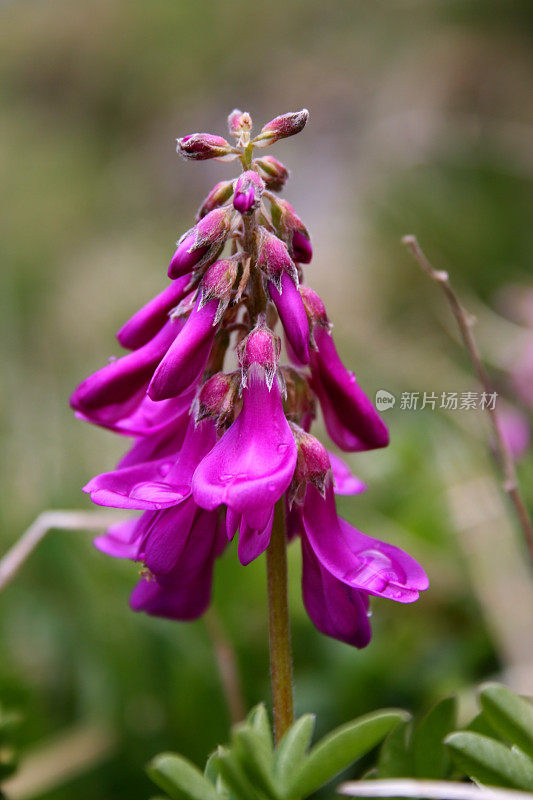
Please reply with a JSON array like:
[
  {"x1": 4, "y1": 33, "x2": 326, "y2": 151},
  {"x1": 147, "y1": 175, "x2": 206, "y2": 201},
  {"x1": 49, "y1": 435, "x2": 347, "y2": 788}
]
[{"x1": 266, "y1": 499, "x2": 294, "y2": 744}]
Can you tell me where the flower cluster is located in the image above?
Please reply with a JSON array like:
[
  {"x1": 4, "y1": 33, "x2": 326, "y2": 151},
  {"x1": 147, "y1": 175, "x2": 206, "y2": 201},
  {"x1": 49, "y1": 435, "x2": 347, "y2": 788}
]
[{"x1": 71, "y1": 109, "x2": 428, "y2": 647}]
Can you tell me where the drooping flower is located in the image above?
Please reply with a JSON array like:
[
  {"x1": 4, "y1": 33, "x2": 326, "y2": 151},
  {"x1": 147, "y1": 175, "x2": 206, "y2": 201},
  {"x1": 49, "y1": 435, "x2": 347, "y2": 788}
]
[{"x1": 73, "y1": 108, "x2": 427, "y2": 644}]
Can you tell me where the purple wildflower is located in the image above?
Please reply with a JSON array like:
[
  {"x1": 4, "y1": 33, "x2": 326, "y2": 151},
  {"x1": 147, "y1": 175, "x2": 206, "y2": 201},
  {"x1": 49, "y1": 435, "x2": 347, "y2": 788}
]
[{"x1": 72, "y1": 109, "x2": 427, "y2": 642}]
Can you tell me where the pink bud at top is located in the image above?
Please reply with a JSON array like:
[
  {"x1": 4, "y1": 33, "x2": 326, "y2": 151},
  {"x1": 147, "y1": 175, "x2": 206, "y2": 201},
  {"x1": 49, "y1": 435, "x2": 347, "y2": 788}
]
[
  {"x1": 196, "y1": 372, "x2": 240, "y2": 430},
  {"x1": 256, "y1": 229, "x2": 298, "y2": 291},
  {"x1": 271, "y1": 198, "x2": 312, "y2": 263},
  {"x1": 177, "y1": 133, "x2": 233, "y2": 161},
  {"x1": 255, "y1": 156, "x2": 289, "y2": 191},
  {"x1": 233, "y1": 170, "x2": 264, "y2": 215},
  {"x1": 254, "y1": 109, "x2": 309, "y2": 147},
  {"x1": 238, "y1": 325, "x2": 281, "y2": 389},
  {"x1": 300, "y1": 286, "x2": 329, "y2": 329},
  {"x1": 197, "y1": 180, "x2": 234, "y2": 220},
  {"x1": 228, "y1": 109, "x2": 252, "y2": 137},
  {"x1": 169, "y1": 207, "x2": 232, "y2": 279}
]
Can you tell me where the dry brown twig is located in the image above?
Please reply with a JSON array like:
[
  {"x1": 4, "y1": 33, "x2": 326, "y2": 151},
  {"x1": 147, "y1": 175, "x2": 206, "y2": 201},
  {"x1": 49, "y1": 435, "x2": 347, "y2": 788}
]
[{"x1": 402, "y1": 235, "x2": 533, "y2": 564}]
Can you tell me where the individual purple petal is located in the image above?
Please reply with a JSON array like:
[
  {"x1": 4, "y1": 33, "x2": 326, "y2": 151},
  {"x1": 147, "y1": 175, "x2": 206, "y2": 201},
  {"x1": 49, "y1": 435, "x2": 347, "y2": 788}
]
[
  {"x1": 71, "y1": 320, "x2": 181, "y2": 426},
  {"x1": 192, "y1": 366, "x2": 297, "y2": 531},
  {"x1": 85, "y1": 419, "x2": 216, "y2": 511},
  {"x1": 302, "y1": 484, "x2": 428, "y2": 603},
  {"x1": 168, "y1": 233, "x2": 209, "y2": 279},
  {"x1": 237, "y1": 508, "x2": 274, "y2": 566},
  {"x1": 117, "y1": 276, "x2": 191, "y2": 350},
  {"x1": 168, "y1": 207, "x2": 231, "y2": 279},
  {"x1": 310, "y1": 325, "x2": 389, "y2": 452},
  {"x1": 328, "y1": 452, "x2": 367, "y2": 495},
  {"x1": 130, "y1": 508, "x2": 221, "y2": 620},
  {"x1": 114, "y1": 389, "x2": 194, "y2": 439},
  {"x1": 148, "y1": 297, "x2": 218, "y2": 401},
  {"x1": 83, "y1": 457, "x2": 179, "y2": 510},
  {"x1": 142, "y1": 498, "x2": 198, "y2": 575},
  {"x1": 301, "y1": 537, "x2": 372, "y2": 648},
  {"x1": 268, "y1": 273, "x2": 310, "y2": 365},
  {"x1": 226, "y1": 506, "x2": 240, "y2": 540},
  {"x1": 94, "y1": 518, "x2": 144, "y2": 560}
]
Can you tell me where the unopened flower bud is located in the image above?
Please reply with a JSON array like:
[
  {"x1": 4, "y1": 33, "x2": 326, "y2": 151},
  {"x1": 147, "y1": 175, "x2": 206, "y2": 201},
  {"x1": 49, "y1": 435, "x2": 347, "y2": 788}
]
[
  {"x1": 255, "y1": 156, "x2": 289, "y2": 191},
  {"x1": 196, "y1": 372, "x2": 240, "y2": 430},
  {"x1": 237, "y1": 324, "x2": 281, "y2": 390},
  {"x1": 299, "y1": 286, "x2": 329, "y2": 330},
  {"x1": 256, "y1": 228, "x2": 298, "y2": 291},
  {"x1": 254, "y1": 109, "x2": 309, "y2": 148},
  {"x1": 289, "y1": 424, "x2": 332, "y2": 504},
  {"x1": 270, "y1": 198, "x2": 312, "y2": 263},
  {"x1": 199, "y1": 258, "x2": 239, "y2": 323},
  {"x1": 177, "y1": 133, "x2": 234, "y2": 161},
  {"x1": 228, "y1": 109, "x2": 252, "y2": 137},
  {"x1": 169, "y1": 207, "x2": 233, "y2": 279},
  {"x1": 233, "y1": 171, "x2": 264, "y2": 215},
  {"x1": 197, "y1": 180, "x2": 234, "y2": 220}
]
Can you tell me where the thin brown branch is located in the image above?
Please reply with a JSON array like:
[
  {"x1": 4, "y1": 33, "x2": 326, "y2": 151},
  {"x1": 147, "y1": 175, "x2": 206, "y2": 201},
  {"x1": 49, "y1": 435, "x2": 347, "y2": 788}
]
[
  {"x1": 0, "y1": 510, "x2": 120, "y2": 593},
  {"x1": 403, "y1": 235, "x2": 533, "y2": 564}
]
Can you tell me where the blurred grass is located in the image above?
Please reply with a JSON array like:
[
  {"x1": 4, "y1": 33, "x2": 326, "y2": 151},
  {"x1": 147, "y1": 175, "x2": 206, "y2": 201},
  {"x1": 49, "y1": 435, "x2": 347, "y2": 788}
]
[{"x1": 0, "y1": 1, "x2": 532, "y2": 798}]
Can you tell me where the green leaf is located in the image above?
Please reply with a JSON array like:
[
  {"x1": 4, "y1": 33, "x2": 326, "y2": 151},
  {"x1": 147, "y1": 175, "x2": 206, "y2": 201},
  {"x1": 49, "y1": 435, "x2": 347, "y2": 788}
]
[
  {"x1": 480, "y1": 683, "x2": 533, "y2": 759},
  {"x1": 412, "y1": 696, "x2": 457, "y2": 778},
  {"x1": 287, "y1": 709, "x2": 409, "y2": 798},
  {"x1": 204, "y1": 752, "x2": 220, "y2": 786},
  {"x1": 377, "y1": 721, "x2": 412, "y2": 777},
  {"x1": 215, "y1": 747, "x2": 263, "y2": 800},
  {"x1": 445, "y1": 732, "x2": 533, "y2": 790},
  {"x1": 233, "y1": 728, "x2": 279, "y2": 799},
  {"x1": 465, "y1": 712, "x2": 499, "y2": 738},
  {"x1": 248, "y1": 704, "x2": 273, "y2": 756},
  {"x1": 147, "y1": 753, "x2": 220, "y2": 800},
  {"x1": 275, "y1": 714, "x2": 316, "y2": 787}
]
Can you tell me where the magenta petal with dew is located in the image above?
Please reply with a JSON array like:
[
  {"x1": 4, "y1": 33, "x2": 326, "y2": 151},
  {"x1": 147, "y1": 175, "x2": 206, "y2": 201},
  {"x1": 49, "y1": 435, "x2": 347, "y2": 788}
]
[
  {"x1": 83, "y1": 457, "x2": 179, "y2": 511},
  {"x1": 310, "y1": 325, "x2": 389, "y2": 452},
  {"x1": 130, "y1": 508, "x2": 222, "y2": 621},
  {"x1": 148, "y1": 298, "x2": 218, "y2": 401},
  {"x1": 328, "y1": 452, "x2": 366, "y2": 495},
  {"x1": 302, "y1": 484, "x2": 428, "y2": 602},
  {"x1": 71, "y1": 320, "x2": 180, "y2": 427},
  {"x1": 117, "y1": 275, "x2": 191, "y2": 350},
  {"x1": 237, "y1": 508, "x2": 274, "y2": 566},
  {"x1": 268, "y1": 273, "x2": 310, "y2": 365},
  {"x1": 192, "y1": 367, "x2": 297, "y2": 531},
  {"x1": 301, "y1": 537, "x2": 372, "y2": 648}
]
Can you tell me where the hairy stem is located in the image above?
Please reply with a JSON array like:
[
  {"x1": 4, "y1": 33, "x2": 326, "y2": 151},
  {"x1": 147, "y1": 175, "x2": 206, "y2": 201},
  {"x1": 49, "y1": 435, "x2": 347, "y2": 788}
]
[
  {"x1": 403, "y1": 235, "x2": 533, "y2": 564},
  {"x1": 266, "y1": 499, "x2": 294, "y2": 744}
]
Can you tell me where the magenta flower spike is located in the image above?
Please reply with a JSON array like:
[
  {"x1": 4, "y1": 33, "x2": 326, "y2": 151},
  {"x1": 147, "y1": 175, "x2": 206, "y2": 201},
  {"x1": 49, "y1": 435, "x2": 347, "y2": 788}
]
[{"x1": 73, "y1": 108, "x2": 427, "y2": 648}]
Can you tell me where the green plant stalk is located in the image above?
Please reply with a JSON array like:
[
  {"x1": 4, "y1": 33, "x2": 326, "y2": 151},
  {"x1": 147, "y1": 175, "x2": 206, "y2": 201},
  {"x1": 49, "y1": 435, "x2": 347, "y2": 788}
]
[{"x1": 266, "y1": 499, "x2": 294, "y2": 744}]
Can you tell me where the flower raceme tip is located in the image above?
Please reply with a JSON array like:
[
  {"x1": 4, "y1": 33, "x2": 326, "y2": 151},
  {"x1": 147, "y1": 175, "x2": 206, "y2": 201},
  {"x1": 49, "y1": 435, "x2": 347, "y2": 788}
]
[{"x1": 71, "y1": 108, "x2": 427, "y2": 647}]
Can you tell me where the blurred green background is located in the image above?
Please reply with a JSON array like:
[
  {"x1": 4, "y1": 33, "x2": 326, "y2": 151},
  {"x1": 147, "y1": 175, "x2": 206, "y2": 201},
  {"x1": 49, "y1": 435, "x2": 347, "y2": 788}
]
[{"x1": 1, "y1": 1, "x2": 532, "y2": 798}]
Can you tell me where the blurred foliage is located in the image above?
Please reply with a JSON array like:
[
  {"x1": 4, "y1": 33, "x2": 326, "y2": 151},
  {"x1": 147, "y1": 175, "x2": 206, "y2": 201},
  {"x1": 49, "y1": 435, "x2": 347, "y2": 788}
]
[{"x1": 0, "y1": 0, "x2": 532, "y2": 798}]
